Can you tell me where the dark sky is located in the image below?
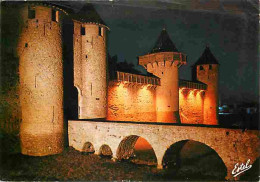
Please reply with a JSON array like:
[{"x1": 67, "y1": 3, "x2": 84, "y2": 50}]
[{"x1": 80, "y1": 0, "x2": 258, "y2": 104}]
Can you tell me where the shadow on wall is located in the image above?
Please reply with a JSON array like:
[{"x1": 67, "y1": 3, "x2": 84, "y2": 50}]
[
  {"x1": 62, "y1": 16, "x2": 79, "y2": 147},
  {"x1": 162, "y1": 140, "x2": 227, "y2": 180},
  {"x1": 62, "y1": 16, "x2": 78, "y2": 120},
  {"x1": 1, "y1": 2, "x2": 24, "y2": 154}
]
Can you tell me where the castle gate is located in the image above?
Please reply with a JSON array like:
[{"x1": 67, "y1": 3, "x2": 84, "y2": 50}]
[{"x1": 68, "y1": 120, "x2": 259, "y2": 180}]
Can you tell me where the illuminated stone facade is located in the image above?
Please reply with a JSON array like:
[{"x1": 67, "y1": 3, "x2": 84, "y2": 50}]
[
  {"x1": 107, "y1": 82, "x2": 157, "y2": 122},
  {"x1": 139, "y1": 51, "x2": 186, "y2": 123},
  {"x1": 17, "y1": 3, "x2": 67, "y2": 156},
  {"x1": 196, "y1": 64, "x2": 219, "y2": 125},
  {"x1": 73, "y1": 21, "x2": 108, "y2": 119},
  {"x1": 15, "y1": 2, "x2": 220, "y2": 156}
]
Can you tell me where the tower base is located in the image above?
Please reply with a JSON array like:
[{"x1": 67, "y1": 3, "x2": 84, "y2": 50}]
[
  {"x1": 20, "y1": 132, "x2": 64, "y2": 156},
  {"x1": 156, "y1": 111, "x2": 180, "y2": 123}
]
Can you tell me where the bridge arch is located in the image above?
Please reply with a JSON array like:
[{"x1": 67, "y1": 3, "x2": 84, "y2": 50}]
[
  {"x1": 99, "y1": 144, "x2": 113, "y2": 157},
  {"x1": 116, "y1": 135, "x2": 157, "y2": 165},
  {"x1": 162, "y1": 139, "x2": 227, "y2": 180},
  {"x1": 82, "y1": 141, "x2": 95, "y2": 154}
]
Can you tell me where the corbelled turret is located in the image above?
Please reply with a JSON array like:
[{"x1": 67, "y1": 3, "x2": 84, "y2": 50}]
[{"x1": 138, "y1": 28, "x2": 186, "y2": 123}]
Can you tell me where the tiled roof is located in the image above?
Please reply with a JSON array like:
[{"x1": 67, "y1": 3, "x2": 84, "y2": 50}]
[
  {"x1": 151, "y1": 28, "x2": 178, "y2": 53},
  {"x1": 194, "y1": 46, "x2": 219, "y2": 65},
  {"x1": 71, "y1": 3, "x2": 106, "y2": 26}
]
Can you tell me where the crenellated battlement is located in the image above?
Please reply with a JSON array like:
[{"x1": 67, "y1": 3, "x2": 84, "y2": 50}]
[{"x1": 138, "y1": 52, "x2": 186, "y2": 70}]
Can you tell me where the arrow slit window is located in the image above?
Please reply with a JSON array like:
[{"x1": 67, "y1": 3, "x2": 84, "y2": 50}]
[
  {"x1": 99, "y1": 26, "x2": 103, "y2": 37},
  {"x1": 81, "y1": 26, "x2": 85, "y2": 35},
  {"x1": 52, "y1": 9, "x2": 59, "y2": 22},
  {"x1": 28, "y1": 6, "x2": 35, "y2": 19}
]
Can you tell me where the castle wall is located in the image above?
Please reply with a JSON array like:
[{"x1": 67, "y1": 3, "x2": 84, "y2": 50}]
[
  {"x1": 196, "y1": 64, "x2": 219, "y2": 125},
  {"x1": 107, "y1": 82, "x2": 157, "y2": 122},
  {"x1": 179, "y1": 89, "x2": 204, "y2": 124},
  {"x1": 73, "y1": 22, "x2": 108, "y2": 119},
  {"x1": 17, "y1": 4, "x2": 65, "y2": 156}
]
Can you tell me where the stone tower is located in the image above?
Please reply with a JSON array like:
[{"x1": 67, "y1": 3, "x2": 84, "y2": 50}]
[
  {"x1": 17, "y1": 2, "x2": 67, "y2": 156},
  {"x1": 139, "y1": 29, "x2": 186, "y2": 123},
  {"x1": 193, "y1": 46, "x2": 219, "y2": 125},
  {"x1": 73, "y1": 4, "x2": 109, "y2": 119}
]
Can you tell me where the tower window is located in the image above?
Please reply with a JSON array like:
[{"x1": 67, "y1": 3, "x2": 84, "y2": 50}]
[
  {"x1": 81, "y1": 26, "x2": 85, "y2": 35},
  {"x1": 28, "y1": 6, "x2": 35, "y2": 19},
  {"x1": 25, "y1": 43, "x2": 28, "y2": 47},
  {"x1": 99, "y1": 26, "x2": 103, "y2": 36},
  {"x1": 209, "y1": 65, "x2": 212, "y2": 70},
  {"x1": 52, "y1": 9, "x2": 59, "y2": 22},
  {"x1": 199, "y1": 65, "x2": 204, "y2": 70}
]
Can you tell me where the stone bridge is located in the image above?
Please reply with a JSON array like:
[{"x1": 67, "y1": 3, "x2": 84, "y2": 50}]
[{"x1": 68, "y1": 120, "x2": 259, "y2": 180}]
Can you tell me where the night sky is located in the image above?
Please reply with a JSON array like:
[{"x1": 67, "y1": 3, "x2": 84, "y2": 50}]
[{"x1": 71, "y1": 0, "x2": 258, "y2": 104}]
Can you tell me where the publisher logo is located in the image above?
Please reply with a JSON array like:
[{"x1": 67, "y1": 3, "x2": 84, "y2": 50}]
[{"x1": 232, "y1": 159, "x2": 252, "y2": 177}]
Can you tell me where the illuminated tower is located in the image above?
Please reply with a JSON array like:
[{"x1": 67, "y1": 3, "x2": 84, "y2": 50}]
[
  {"x1": 73, "y1": 4, "x2": 109, "y2": 119},
  {"x1": 17, "y1": 3, "x2": 67, "y2": 156},
  {"x1": 139, "y1": 29, "x2": 186, "y2": 123},
  {"x1": 193, "y1": 46, "x2": 219, "y2": 125}
]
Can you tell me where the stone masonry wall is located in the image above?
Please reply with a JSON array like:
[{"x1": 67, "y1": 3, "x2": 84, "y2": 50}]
[
  {"x1": 197, "y1": 64, "x2": 219, "y2": 125},
  {"x1": 179, "y1": 89, "x2": 204, "y2": 124},
  {"x1": 107, "y1": 82, "x2": 157, "y2": 122},
  {"x1": 140, "y1": 52, "x2": 184, "y2": 123},
  {"x1": 73, "y1": 22, "x2": 107, "y2": 119},
  {"x1": 17, "y1": 4, "x2": 65, "y2": 156}
]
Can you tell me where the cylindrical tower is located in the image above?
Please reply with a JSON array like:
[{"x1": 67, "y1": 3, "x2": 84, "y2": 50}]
[
  {"x1": 72, "y1": 4, "x2": 109, "y2": 119},
  {"x1": 17, "y1": 3, "x2": 67, "y2": 156},
  {"x1": 139, "y1": 29, "x2": 186, "y2": 123},
  {"x1": 194, "y1": 46, "x2": 219, "y2": 125}
]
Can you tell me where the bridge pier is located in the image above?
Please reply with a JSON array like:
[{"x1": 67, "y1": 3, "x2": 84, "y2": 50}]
[
  {"x1": 225, "y1": 170, "x2": 239, "y2": 181},
  {"x1": 94, "y1": 143, "x2": 101, "y2": 155},
  {"x1": 153, "y1": 145, "x2": 167, "y2": 170},
  {"x1": 157, "y1": 164, "x2": 163, "y2": 169},
  {"x1": 111, "y1": 157, "x2": 117, "y2": 162}
]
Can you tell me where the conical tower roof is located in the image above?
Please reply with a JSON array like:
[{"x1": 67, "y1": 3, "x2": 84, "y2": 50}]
[
  {"x1": 71, "y1": 3, "x2": 107, "y2": 26},
  {"x1": 151, "y1": 28, "x2": 178, "y2": 53},
  {"x1": 194, "y1": 46, "x2": 219, "y2": 65}
]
